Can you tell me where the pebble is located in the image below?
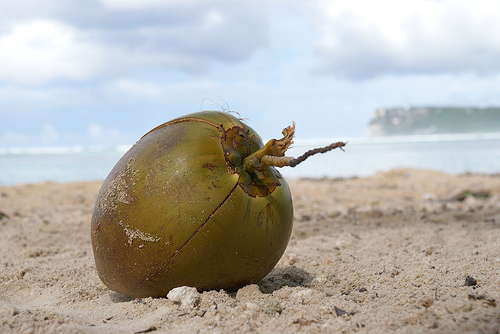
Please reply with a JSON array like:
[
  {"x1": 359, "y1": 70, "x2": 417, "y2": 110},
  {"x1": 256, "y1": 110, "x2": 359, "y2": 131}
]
[
  {"x1": 313, "y1": 274, "x2": 328, "y2": 284},
  {"x1": 167, "y1": 286, "x2": 200, "y2": 309},
  {"x1": 464, "y1": 275, "x2": 477, "y2": 286},
  {"x1": 286, "y1": 253, "x2": 298, "y2": 265}
]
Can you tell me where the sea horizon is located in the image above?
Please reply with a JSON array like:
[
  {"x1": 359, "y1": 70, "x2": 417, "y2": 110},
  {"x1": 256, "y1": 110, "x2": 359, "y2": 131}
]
[
  {"x1": 3, "y1": 131, "x2": 500, "y2": 155},
  {"x1": 1, "y1": 132, "x2": 500, "y2": 186}
]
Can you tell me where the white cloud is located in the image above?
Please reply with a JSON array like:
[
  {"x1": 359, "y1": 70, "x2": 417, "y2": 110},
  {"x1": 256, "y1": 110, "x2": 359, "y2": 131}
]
[
  {"x1": 2, "y1": 0, "x2": 500, "y2": 150},
  {"x1": 0, "y1": 1, "x2": 270, "y2": 85},
  {"x1": 312, "y1": 0, "x2": 500, "y2": 78},
  {"x1": 0, "y1": 20, "x2": 105, "y2": 85},
  {"x1": 97, "y1": 0, "x2": 212, "y2": 10},
  {"x1": 107, "y1": 79, "x2": 219, "y2": 100}
]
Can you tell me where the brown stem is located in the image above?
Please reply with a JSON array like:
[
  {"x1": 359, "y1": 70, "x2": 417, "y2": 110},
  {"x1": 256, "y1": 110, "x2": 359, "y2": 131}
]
[
  {"x1": 289, "y1": 141, "x2": 346, "y2": 167},
  {"x1": 242, "y1": 123, "x2": 346, "y2": 173}
]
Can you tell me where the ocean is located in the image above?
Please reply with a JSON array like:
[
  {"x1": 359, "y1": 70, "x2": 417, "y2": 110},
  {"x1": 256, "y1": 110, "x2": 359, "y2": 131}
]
[{"x1": 1, "y1": 133, "x2": 500, "y2": 186}]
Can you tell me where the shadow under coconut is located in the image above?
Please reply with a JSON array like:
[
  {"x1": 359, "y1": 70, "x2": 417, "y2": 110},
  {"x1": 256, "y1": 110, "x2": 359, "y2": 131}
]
[
  {"x1": 257, "y1": 265, "x2": 313, "y2": 294},
  {"x1": 106, "y1": 265, "x2": 313, "y2": 300},
  {"x1": 109, "y1": 292, "x2": 134, "y2": 303}
]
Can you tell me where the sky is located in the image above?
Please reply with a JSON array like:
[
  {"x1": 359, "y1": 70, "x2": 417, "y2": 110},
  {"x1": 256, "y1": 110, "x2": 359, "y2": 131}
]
[{"x1": 1, "y1": 0, "x2": 500, "y2": 148}]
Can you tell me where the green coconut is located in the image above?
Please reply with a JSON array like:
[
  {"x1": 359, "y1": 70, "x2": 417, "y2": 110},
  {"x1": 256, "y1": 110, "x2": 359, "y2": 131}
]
[{"x1": 91, "y1": 110, "x2": 345, "y2": 298}]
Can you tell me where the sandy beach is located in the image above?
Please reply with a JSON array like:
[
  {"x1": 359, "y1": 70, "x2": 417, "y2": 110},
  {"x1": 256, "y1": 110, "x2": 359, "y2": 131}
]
[{"x1": 1, "y1": 168, "x2": 499, "y2": 333}]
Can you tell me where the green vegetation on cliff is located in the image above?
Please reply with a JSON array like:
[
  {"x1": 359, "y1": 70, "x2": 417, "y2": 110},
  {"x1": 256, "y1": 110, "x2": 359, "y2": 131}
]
[{"x1": 367, "y1": 107, "x2": 500, "y2": 136}]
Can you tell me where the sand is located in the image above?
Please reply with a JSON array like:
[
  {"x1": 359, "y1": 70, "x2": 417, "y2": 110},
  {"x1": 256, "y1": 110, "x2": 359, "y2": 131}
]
[{"x1": 1, "y1": 168, "x2": 499, "y2": 333}]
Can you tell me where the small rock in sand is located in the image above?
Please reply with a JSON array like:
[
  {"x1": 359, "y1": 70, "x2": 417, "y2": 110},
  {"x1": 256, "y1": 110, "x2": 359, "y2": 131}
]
[{"x1": 167, "y1": 286, "x2": 200, "y2": 309}]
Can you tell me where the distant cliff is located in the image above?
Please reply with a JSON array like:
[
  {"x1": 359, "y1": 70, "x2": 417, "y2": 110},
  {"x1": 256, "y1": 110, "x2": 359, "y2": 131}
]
[{"x1": 367, "y1": 107, "x2": 500, "y2": 136}]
